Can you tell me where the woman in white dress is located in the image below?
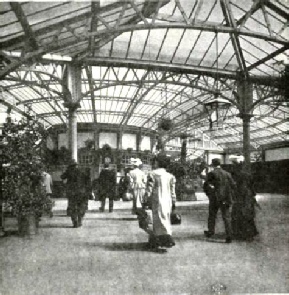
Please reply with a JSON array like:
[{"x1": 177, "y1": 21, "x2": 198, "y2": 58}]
[
  {"x1": 128, "y1": 158, "x2": 147, "y2": 215},
  {"x1": 144, "y1": 154, "x2": 176, "y2": 250}
]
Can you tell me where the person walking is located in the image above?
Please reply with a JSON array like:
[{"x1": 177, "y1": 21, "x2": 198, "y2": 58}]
[
  {"x1": 231, "y1": 158, "x2": 259, "y2": 241},
  {"x1": 119, "y1": 168, "x2": 132, "y2": 201},
  {"x1": 128, "y1": 158, "x2": 147, "y2": 215},
  {"x1": 204, "y1": 158, "x2": 236, "y2": 243},
  {"x1": 61, "y1": 159, "x2": 88, "y2": 228},
  {"x1": 41, "y1": 170, "x2": 54, "y2": 217},
  {"x1": 98, "y1": 163, "x2": 117, "y2": 213},
  {"x1": 142, "y1": 154, "x2": 176, "y2": 251}
]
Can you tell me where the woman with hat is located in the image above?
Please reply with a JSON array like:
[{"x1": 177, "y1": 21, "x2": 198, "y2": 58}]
[
  {"x1": 143, "y1": 153, "x2": 176, "y2": 251},
  {"x1": 128, "y1": 158, "x2": 147, "y2": 215}
]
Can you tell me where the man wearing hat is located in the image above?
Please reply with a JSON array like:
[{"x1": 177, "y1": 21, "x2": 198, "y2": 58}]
[
  {"x1": 61, "y1": 159, "x2": 88, "y2": 228},
  {"x1": 204, "y1": 158, "x2": 236, "y2": 243},
  {"x1": 98, "y1": 163, "x2": 117, "y2": 212},
  {"x1": 128, "y1": 158, "x2": 147, "y2": 215}
]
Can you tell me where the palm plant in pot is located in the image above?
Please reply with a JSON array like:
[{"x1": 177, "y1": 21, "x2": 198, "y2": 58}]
[{"x1": 2, "y1": 117, "x2": 51, "y2": 236}]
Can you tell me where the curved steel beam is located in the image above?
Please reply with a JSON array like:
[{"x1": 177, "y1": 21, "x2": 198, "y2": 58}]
[
  {"x1": 220, "y1": 132, "x2": 285, "y2": 147},
  {"x1": 3, "y1": 77, "x2": 63, "y2": 97},
  {"x1": 84, "y1": 78, "x2": 238, "y2": 109},
  {"x1": 0, "y1": 48, "x2": 46, "y2": 79},
  {"x1": 213, "y1": 117, "x2": 288, "y2": 140},
  {"x1": 87, "y1": 22, "x2": 288, "y2": 46},
  {"x1": 12, "y1": 67, "x2": 66, "y2": 85},
  {"x1": 83, "y1": 56, "x2": 282, "y2": 86},
  {"x1": 38, "y1": 109, "x2": 149, "y2": 119}
]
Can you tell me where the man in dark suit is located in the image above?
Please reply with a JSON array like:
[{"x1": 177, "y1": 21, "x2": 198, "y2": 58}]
[
  {"x1": 61, "y1": 159, "x2": 89, "y2": 228},
  {"x1": 98, "y1": 163, "x2": 116, "y2": 213},
  {"x1": 204, "y1": 158, "x2": 236, "y2": 243}
]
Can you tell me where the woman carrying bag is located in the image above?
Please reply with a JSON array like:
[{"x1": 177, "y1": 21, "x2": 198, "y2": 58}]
[{"x1": 138, "y1": 154, "x2": 177, "y2": 252}]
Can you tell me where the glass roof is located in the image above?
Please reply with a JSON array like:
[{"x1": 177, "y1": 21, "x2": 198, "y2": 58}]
[{"x1": 0, "y1": 0, "x2": 288, "y2": 152}]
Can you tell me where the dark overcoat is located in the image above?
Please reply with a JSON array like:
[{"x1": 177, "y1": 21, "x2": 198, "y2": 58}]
[
  {"x1": 98, "y1": 168, "x2": 116, "y2": 198},
  {"x1": 208, "y1": 167, "x2": 236, "y2": 205}
]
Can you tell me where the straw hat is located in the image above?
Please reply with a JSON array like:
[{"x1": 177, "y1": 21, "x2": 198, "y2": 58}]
[
  {"x1": 229, "y1": 155, "x2": 244, "y2": 163},
  {"x1": 130, "y1": 158, "x2": 142, "y2": 166}
]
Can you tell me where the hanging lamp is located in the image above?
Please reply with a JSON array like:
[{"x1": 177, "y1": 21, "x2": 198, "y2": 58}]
[{"x1": 204, "y1": 32, "x2": 230, "y2": 131}]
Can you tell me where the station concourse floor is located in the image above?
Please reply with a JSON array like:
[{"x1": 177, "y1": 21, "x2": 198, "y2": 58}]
[{"x1": 1, "y1": 193, "x2": 289, "y2": 295}]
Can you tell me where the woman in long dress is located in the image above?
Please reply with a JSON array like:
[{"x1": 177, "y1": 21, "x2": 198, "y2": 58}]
[
  {"x1": 143, "y1": 154, "x2": 177, "y2": 250},
  {"x1": 231, "y1": 159, "x2": 259, "y2": 240},
  {"x1": 128, "y1": 158, "x2": 147, "y2": 214}
]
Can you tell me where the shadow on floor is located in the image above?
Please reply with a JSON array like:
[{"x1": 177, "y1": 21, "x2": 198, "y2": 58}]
[
  {"x1": 74, "y1": 241, "x2": 150, "y2": 252},
  {"x1": 173, "y1": 233, "x2": 229, "y2": 244},
  {"x1": 98, "y1": 242, "x2": 169, "y2": 253},
  {"x1": 84, "y1": 217, "x2": 137, "y2": 221},
  {"x1": 173, "y1": 233, "x2": 207, "y2": 242},
  {"x1": 102, "y1": 242, "x2": 150, "y2": 252},
  {"x1": 75, "y1": 241, "x2": 170, "y2": 253},
  {"x1": 40, "y1": 224, "x2": 73, "y2": 229}
]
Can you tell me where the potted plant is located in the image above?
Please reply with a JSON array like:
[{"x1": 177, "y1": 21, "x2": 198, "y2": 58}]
[
  {"x1": 2, "y1": 117, "x2": 51, "y2": 236},
  {"x1": 102, "y1": 143, "x2": 111, "y2": 152},
  {"x1": 84, "y1": 138, "x2": 94, "y2": 150}
]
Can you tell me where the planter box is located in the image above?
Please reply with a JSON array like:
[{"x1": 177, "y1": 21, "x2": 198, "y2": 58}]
[
  {"x1": 179, "y1": 192, "x2": 197, "y2": 201},
  {"x1": 3, "y1": 216, "x2": 18, "y2": 232},
  {"x1": 4, "y1": 214, "x2": 38, "y2": 236},
  {"x1": 18, "y1": 215, "x2": 38, "y2": 236},
  {"x1": 176, "y1": 179, "x2": 197, "y2": 201}
]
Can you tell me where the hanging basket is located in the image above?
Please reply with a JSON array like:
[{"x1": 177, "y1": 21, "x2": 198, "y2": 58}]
[
  {"x1": 180, "y1": 133, "x2": 188, "y2": 140},
  {"x1": 158, "y1": 118, "x2": 173, "y2": 131},
  {"x1": 18, "y1": 214, "x2": 38, "y2": 236}
]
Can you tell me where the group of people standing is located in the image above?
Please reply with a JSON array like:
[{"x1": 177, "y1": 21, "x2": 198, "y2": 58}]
[
  {"x1": 58, "y1": 154, "x2": 258, "y2": 251},
  {"x1": 203, "y1": 158, "x2": 259, "y2": 243},
  {"x1": 59, "y1": 155, "x2": 177, "y2": 252}
]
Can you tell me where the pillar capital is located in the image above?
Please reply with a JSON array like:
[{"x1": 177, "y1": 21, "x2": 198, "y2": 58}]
[
  {"x1": 63, "y1": 101, "x2": 81, "y2": 111},
  {"x1": 237, "y1": 113, "x2": 254, "y2": 121}
]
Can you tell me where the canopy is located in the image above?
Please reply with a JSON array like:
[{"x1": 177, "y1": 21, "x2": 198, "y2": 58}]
[{"x1": 0, "y1": 0, "x2": 288, "y2": 151}]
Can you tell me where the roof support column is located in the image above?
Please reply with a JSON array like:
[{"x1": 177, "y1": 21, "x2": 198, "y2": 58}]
[
  {"x1": 181, "y1": 136, "x2": 188, "y2": 164},
  {"x1": 156, "y1": 130, "x2": 165, "y2": 153},
  {"x1": 67, "y1": 108, "x2": 78, "y2": 162},
  {"x1": 237, "y1": 78, "x2": 254, "y2": 171},
  {"x1": 151, "y1": 134, "x2": 156, "y2": 153},
  {"x1": 85, "y1": 67, "x2": 99, "y2": 149},
  {"x1": 136, "y1": 128, "x2": 143, "y2": 152},
  {"x1": 64, "y1": 65, "x2": 82, "y2": 162},
  {"x1": 94, "y1": 127, "x2": 100, "y2": 150},
  {"x1": 117, "y1": 128, "x2": 123, "y2": 150}
]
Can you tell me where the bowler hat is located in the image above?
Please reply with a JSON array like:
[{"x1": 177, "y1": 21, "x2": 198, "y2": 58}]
[{"x1": 211, "y1": 158, "x2": 221, "y2": 167}]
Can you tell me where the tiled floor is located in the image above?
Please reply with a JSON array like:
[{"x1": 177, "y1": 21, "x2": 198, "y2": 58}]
[{"x1": 1, "y1": 193, "x2": 288, "y2": 295}]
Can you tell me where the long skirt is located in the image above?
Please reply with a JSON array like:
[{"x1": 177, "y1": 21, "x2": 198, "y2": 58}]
[
  {"x1": 138, "y1": 208, "x2": 175, "y2": 248},
  {"x1": 132, "y1": 187, "x2": 145, "y2": 213},
  {"x1": 232, "y1": 201, "x2": 258, "y2": 240}
]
